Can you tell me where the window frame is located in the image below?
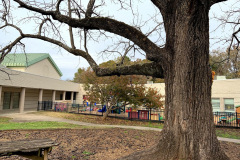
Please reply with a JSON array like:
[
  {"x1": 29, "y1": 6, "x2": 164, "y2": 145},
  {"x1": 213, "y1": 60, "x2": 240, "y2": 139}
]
[
  {"x1": 211, "y1": 98, "x2": 220, "y2": 111},
  {"x1": 224, "y1": 98, "x2": 235, "y2": 111}
]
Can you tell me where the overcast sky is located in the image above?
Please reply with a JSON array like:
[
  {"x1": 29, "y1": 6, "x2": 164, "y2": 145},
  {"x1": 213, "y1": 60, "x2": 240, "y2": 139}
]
[{"x1": 0, "y1": 0, "x2": 238, "y2": 80}]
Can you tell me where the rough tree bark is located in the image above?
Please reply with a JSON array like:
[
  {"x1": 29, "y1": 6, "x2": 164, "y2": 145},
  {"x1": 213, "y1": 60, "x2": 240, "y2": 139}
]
[
  {"x1": 1, "y1": 0, "x2": 230, "y2": 159},
  {"x1": 119, "y1": 1, "x2": 229, "y2": 160}
]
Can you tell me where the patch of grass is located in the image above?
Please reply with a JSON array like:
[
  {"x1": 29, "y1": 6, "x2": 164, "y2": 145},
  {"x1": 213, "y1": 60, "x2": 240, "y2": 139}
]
[
  {"x1": 0, "y1": 117, "x2": 12, "y2": 123},
  {"x1": 0, "y1": 121, "x2": 85, "y2": 130},
  {"x1": 25, "y1": 133, "x2": 30, "y2": 138},
  {"x1": 216, "y1": 129, "x2": 240, "y2": 139},
  {"x1": 144, "y1": 121, "x2": 164, "y2": 129},
  {"x1": 33, "y1": 111, "x2": 164, "y2": 129},
  {"x1": 82, "y1": 151, "x2": 93, "y2": 155},
  {"x1": 30, "y1": 112, "x2": 240, "y2": 140},
  {"x1": 72, "y1": 155, "x2": 77, "y2": 159}
]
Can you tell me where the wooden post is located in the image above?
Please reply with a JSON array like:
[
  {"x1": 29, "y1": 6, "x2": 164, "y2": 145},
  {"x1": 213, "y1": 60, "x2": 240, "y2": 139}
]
[
  {"x1": 44, "y1": 149, "x2": 48, "y2": 160},
  {"x1": 150, "y1": 108, "x2": 152, "y2": 121}
]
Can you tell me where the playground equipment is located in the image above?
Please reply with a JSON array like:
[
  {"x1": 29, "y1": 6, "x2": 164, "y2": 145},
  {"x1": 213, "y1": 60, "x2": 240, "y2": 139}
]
[
  {"x1": 55, "y1": 103, "x2": 67, "y2": 112},
  {"x1": 218, "y1": 116, "x2": 227, "y2": 124},
  {"x1": 236, "y1": 106, "x2": 240, "y2": 124},
  {"x1": 128, "y1": 110, "x2": 149, "y2": 120},
  {"x1": 128, "y1": 108, "x2": 165, "y2": 121},
  {"x1": 98, "y1": 105, "x2": 106, "y2": 112},
  {"x1": 111, "y1": 105, "x2": 125, "y2": 114}
]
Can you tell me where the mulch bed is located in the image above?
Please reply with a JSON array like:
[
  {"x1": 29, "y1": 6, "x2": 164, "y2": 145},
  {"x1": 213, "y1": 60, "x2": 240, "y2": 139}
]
[{"x1": 0, "y1": 128, "x2": 240, "y2": 160}]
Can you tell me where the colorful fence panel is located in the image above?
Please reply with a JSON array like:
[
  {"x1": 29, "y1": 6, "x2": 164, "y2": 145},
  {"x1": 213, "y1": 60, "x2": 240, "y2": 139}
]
[{"x1": 38, "y1": 101, "x2": 240, "y2": 128}]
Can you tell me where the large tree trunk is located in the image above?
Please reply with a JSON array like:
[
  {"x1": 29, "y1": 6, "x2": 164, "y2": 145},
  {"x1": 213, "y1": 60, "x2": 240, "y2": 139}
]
[{"x1": 119, "y1": 1, "x2": 229, "y2": 160}]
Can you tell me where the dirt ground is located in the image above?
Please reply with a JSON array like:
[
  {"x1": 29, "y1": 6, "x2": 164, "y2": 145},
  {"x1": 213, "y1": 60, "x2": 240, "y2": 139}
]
[{"x1": 0, "y1": 128, "x2": 240, "y2": 160}]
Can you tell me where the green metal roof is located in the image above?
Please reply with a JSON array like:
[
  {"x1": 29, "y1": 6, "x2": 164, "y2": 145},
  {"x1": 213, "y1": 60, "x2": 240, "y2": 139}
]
[{"x1": 1, "y1": 53, "x2": 63, "y2": 76}]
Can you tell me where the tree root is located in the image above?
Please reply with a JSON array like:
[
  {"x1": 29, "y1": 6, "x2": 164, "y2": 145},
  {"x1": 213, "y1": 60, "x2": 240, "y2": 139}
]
[{"x1": 118, "y1": 131, "x2": 230, "y2": 160}]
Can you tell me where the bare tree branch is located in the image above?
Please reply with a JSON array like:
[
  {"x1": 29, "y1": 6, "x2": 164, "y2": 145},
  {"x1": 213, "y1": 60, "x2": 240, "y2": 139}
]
[
  {"x1": 0, "y1": 36, "x2": 23, "y2": 62},
  {"x1": 213, "y1": 1, "x2": 240, "y2": 54},
  {"x1": 68, "y1": 0, "x2": 75, "y2": 49},
  {"x1": 56, "y1": 0, "x2": 63, "y2": 12},
  {"x1": 85, "y1": 0, "x2": 95, "y2": 18},
  {"x1": 2, "y1": 32, "x2": 164, "y2": 78},
  {"x1": 13, "y1": 0, "x2": 169, "y2": 63},
  {"x1": 38, "y1": 18, "x2": 51, "y2": 35}
]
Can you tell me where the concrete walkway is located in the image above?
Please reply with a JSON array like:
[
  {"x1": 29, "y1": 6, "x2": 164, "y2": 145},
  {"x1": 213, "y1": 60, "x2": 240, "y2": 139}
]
[{"x1": 1, "y1": 112, "x2": 240, "y2": 144}]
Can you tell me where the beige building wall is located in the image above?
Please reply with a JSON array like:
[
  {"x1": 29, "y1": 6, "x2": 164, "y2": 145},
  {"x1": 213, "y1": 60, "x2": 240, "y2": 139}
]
[
  {"x1": 25, "y1": 59, "x2": 61, "y2": 79},
  {"x1": 212, "y1": 79, "x2": 240, "y2": 112},
  {"x1": 75, "y1": 92, "x2": 81, "y2": 104},
  {"x1": 144, "y1": 83, "x2": 165, "y2": 96},
  {"x1": 24, "y1": 89, "x2": 39, "y2": 111},
  {"x1": 42, "y1": 90, "x2": 53, "y2": 101},
  {"x1": 55, "y1": 91, "x2": 63, "y2": 101},
  {"x1": 77, "y1": 84, "x2": 87, "y2": 104},
  {"x1": 0, "y1": 67, "x2": 79, "y2": 92},
  {"x1": 144, "y1": 80, "x2": 240, "y2": 112},
  {"x1": 0, "y1": 67, "x2": 81, "y2": 113}
]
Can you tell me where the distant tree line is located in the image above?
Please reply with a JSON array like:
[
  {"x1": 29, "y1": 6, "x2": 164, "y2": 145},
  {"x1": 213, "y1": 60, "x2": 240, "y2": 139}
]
[{"x1": 210, "y1": 47, "x2": 240, "y2": 79}]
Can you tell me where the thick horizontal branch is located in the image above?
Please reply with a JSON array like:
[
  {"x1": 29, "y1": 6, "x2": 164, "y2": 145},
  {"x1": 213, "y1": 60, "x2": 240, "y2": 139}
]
[
  {"x1": 95, "y1": 62, "x2": 164, "y2": 78},
  {"x1": 57, "y1": 17, "x2": 165, "y2": 60},
  {"x1": 20, "y1": 34, "x2": 164, "y2": 78},
  {"x1": 13, "y1": 0, "x2": 169, "y2": 64}
]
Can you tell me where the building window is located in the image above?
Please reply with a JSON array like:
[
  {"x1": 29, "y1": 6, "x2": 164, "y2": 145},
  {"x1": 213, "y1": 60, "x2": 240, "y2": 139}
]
[
  {"x1": 3, "y1": 92, "x2": 11, "y2": 109},
  {"x1": 65, "y1": 92, "x2": 71, "y2": 100},
  {"x1": 224, "y1": 98, "x2": 234, "y2": 111},
  {"x1": 3, "y1": 92, "x2": 20, "y2": 110},
  {"x1": 12, "y1": 92, "x2": 20, "y2": 109},
  {"x1": 211, "y1": 98, "x2": 220, "y2": 112}
]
